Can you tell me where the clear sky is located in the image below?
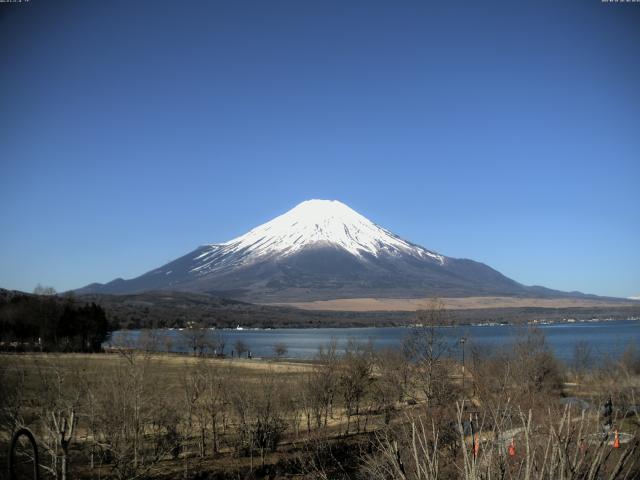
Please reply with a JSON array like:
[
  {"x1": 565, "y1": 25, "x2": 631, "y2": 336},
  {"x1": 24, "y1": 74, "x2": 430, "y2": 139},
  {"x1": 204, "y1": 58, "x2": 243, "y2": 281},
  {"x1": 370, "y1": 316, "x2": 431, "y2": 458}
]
[{"x1": 1, "y1": 0, "x2": 638, "y2": 298}]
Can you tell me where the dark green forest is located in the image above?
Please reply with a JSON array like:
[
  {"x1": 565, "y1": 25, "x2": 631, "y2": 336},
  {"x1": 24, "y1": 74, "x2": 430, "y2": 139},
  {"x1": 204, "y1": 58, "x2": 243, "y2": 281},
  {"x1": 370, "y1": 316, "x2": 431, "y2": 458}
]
[{"x1": 0, "y1": 291, "x2": 111, "y2": 352}]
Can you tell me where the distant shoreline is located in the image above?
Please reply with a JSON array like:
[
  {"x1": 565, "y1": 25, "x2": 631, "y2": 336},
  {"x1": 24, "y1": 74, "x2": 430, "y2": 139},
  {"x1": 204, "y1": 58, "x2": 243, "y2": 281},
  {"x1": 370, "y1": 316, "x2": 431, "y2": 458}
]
[
  {"x1": 104, "y1": 318, "x2": 640, "y2": 363},
  {"x1": 112, "y1": 316, "x2": 640, "y2": 333}
]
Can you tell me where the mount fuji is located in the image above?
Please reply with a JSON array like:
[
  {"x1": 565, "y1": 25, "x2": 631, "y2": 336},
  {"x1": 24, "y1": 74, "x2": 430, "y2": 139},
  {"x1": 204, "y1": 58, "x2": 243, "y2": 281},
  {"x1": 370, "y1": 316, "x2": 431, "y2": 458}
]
[{"x1": 77, "y1": 200, "x2": 589, "y2": 302}]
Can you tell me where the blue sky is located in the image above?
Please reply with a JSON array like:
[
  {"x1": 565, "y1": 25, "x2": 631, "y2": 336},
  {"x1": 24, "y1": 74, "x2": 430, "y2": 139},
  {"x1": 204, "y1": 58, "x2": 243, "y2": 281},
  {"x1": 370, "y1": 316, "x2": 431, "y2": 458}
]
[{"x1": 1, "y1": 0, "x2": 638, "y2": 297}]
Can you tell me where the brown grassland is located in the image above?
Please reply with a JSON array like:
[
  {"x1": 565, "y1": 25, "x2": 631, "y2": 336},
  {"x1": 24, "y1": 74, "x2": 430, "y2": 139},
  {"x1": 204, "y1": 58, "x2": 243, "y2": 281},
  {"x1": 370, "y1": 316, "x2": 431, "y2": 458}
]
[
  {"x1": 1, "y1": 318, "x2": 639, "y2": 480},
  {"x1": 272, "y1": 296, "x2": 640, "y2": 312}
]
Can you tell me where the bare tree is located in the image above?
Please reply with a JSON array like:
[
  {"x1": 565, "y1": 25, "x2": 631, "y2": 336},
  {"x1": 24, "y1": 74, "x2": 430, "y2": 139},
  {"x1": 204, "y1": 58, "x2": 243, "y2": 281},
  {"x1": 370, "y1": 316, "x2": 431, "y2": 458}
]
[
  {"x1": 204, "y1": 362, "x2": 230, "y2": 454},
  {"x1": 363, "y1": 414, "x2": 440, "y2": 480},
  {"x1": 227, "y1": 374, "x2": 287, "y2": 467},
  {"x1": 34, "y1": 284, "x2": 57, "y2": 296},
  {"x1": 182, "y1": 361, "x2": 208, "y2": 458},
  {"x1": 92, "y1": 348, "x2": 175, "y2": 480},
  {"x1": 373, "y1": 348, "x2": 410, "y2": 424},
  {"x1": 0, "y1": 361, "x2": 27, "y2": 436},
  {"x1": 163, "y1": 335, "x2": 173, "y2": 354},
  {"x1": 32, "y1": 357, "x2": 83, "y2": 480},
  {"x1": 620, "y1": 342, "x2": 640, "y2": 374},
  {"x1": 572, "y1": 340, "x2": 593, "y2": 377},
  {"x1": 469, "y1": 345, "x2": 516, "y2": 433},
  {"x1": 180, "y1": 322, "x2": 210, "y2": 356},
  {"x1": 227, "y1": 377, "x2": 254, "y2": 461},
  {"x1": 599, "y1": 344, "x2": 640, "y2": 427},
  {"x1": 364, "y1": 400, "x2": 640, "y2": 480},
  {"x1": 252, "y1": 372, "x2": 288, "y2": 466},
  {"x1": 234, "y1": 339, "x2": 249, "y2": 358},
  {"x1": 302, "y1": 341, "x2": 340, "y2": 433},
  {"x1": 138, "y1": 328, "x2": 161, "y2": 353},
  {"x1": 273, "y1": 342, "x2": 288, "y2": 359},
  {"x1": 180, "y1": 357, "x2": 230, "y2": 459},
  {"x1": 208, "y1": 329, "x2": 226, "y2": 356},
  {"x1": 511, "y1": 327, "x2": 563, "y2": 408},
  {"x1": 403, "y1": 299, "x2": 453, "y2": 406},
  {"x1": 340, "y1": 339, "x2": 374, "y2": 434}
]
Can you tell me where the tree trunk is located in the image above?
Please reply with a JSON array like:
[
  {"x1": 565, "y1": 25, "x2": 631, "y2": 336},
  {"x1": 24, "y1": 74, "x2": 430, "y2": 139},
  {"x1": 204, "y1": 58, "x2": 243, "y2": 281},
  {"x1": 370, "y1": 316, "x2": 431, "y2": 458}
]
[
  {"x1": 212, "y1": 415, "x2": 218, "y2": 454},
  {"x1": 61, "y1": 452, "x2": 67, "y2": 480},
  {"x1": 345, "y1": 411, "x2": 351, "y2": 435},
  {"x1": 50, "y1": 451, "x2": 58, "y2": 480}
]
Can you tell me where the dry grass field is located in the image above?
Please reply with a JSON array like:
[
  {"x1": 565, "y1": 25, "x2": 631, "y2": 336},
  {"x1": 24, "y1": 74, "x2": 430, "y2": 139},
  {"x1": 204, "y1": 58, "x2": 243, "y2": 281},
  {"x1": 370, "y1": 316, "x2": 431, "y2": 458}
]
[
  {"x1": 2, "y1": 329, "x2": 639, "y2": 480},
  {"x1": 0, "y1": 353, "x2": 316, "y2": 416},
  {"x1": 272, "y1": 295, "x2": 640, "y2": 311}
]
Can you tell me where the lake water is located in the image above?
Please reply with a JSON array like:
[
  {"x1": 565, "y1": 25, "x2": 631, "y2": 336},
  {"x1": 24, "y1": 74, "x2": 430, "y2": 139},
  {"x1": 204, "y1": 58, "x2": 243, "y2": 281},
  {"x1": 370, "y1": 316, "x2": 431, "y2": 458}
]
[{"x1": 106, "y1": 319, "x2": 640, "y2": 364}]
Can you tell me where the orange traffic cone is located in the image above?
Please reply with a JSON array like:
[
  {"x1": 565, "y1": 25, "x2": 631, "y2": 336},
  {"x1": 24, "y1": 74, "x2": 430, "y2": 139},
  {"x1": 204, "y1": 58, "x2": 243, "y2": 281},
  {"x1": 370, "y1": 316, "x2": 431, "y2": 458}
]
[
  {"x1": 613, "y1": 430, "x2": 620, "y2": 449},
  {"x1": 508, "y1": 438, "x2": 516, "y2": 457}
]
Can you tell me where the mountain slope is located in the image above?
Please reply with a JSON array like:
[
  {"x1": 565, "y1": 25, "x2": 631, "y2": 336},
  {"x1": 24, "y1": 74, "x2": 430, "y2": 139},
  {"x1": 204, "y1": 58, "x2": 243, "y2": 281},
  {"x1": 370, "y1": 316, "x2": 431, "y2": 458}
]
[{"x1": 77, "y1": 199, "x2": 595, "y2": 302}]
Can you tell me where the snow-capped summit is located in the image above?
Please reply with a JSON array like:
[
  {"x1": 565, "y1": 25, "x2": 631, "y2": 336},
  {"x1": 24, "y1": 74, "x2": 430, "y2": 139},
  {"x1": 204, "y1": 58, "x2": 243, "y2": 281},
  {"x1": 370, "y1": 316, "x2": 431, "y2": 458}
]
[
  {"x1": 76, "y1": 200, "x2": 585, "y2": 302},
  {"x1": 192, "y1": 199, "x2": 443, "y2": 274}
]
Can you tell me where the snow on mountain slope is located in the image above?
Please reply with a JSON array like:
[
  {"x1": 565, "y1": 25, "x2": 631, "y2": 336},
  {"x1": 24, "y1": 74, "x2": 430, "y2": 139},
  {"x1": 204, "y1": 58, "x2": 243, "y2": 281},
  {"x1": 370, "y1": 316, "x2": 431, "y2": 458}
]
[
  {"x1": 190, "y1": 199, "x2": 444, "y2": 275},
  {"x1": 76, "y1": 199, "x2": 599, "y2": 302}
]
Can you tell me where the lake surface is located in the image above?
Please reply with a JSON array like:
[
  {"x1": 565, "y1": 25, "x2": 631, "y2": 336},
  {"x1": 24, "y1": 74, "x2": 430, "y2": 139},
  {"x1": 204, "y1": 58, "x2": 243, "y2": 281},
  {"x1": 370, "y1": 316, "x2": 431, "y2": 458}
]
[{"x1": 106, "y1": 319, "x2": 640, "y2": 364}]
